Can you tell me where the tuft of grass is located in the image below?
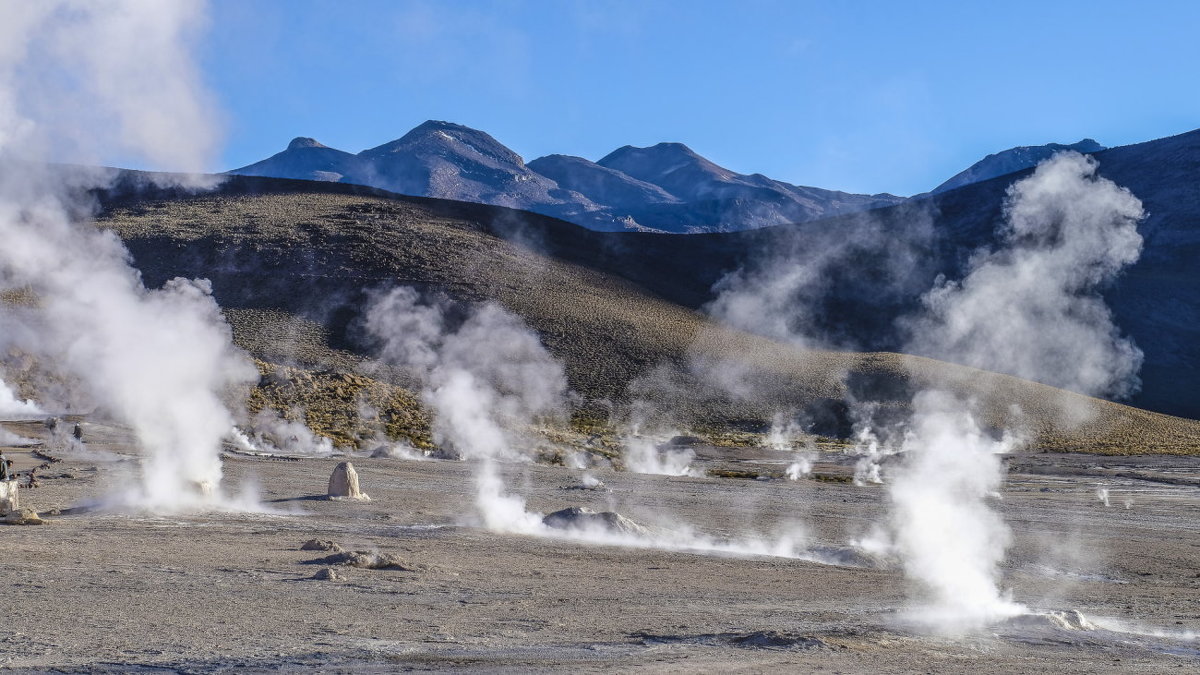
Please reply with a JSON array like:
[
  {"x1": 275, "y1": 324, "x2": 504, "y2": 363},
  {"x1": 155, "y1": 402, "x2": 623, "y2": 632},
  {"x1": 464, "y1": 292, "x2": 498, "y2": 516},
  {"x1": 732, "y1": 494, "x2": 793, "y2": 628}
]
[
  {"x1": 809, "y1": 473, "x2": 855, "y2": 484},
  {"x1": 247, "y1": 359, "x2": 431, "y2": 450},
  {"x1": 707, "y1": 468, "x2": 766, "y2": 480}
]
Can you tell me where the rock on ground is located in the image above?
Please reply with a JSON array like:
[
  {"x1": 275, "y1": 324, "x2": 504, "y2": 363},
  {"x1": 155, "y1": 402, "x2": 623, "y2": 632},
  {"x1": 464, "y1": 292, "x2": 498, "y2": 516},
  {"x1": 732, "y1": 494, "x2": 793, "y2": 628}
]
[
  {"x1": 1003, "y1": 610, "x2": 1098, "y2": 632},
  {"x1": 299, "y1": 539, "x2": 343, "y2": 552},
  {"x1": 309, "y1": 551, "x2": 414, "y2": 570},
  {"x1": 3, "y1": 507, "x2": 44, "y2": 525},
  {"x1": 327, "y1": 461, "x2": 369, "y2": 500},
  {"x1": 542, "y1": 506, "x2": 648, "y2": 537}
]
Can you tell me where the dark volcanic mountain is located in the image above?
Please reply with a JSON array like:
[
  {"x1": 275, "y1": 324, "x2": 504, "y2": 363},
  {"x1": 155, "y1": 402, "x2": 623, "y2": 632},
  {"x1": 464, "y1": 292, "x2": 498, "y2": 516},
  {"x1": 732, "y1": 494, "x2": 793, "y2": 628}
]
[
  {"x1": 594, "y1": 142, "x2": 904, "y2": 231},
  {"x1": 232, "y1": 121, "x2": 639, "y2": 231},
  {"x1": 229, "y1": 120, "x2": 904, "y2": 233},
  {"x1": 353, "y1": 121, "x2": 585, "y2": 213},
  {"x1": 931, "y1": 138, "x2": 1106, "y2": 194},
  {"x1": 526, "y1": 154, "x2": 680, "y2": 208},
  {"x1": 232, "y1": 137, "x2": 370, "y2": 183}
]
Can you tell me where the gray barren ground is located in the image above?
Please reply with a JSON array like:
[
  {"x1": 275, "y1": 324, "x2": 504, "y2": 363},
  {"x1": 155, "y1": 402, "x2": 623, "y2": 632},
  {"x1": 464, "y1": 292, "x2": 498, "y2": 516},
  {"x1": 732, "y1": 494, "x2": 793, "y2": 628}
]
[{"x1": 1, "y1": 420, "x2": 1198, "y2": 672}]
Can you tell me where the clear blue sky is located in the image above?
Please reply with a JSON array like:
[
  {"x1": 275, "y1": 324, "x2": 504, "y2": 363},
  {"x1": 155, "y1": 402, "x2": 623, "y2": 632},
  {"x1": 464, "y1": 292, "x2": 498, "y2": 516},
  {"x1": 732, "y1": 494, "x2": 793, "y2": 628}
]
[{"x1": 203, "y1": 0, "x2": 1200, "y2": 196}]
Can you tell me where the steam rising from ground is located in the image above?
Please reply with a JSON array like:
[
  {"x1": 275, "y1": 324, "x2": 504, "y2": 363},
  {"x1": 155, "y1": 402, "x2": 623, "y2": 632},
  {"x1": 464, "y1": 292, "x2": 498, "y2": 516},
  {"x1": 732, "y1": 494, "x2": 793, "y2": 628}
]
[
  {"x1": 364, "y1": 288, "x2": 857, "y2": 562},
  {"x1": 229, "y1": 410, "x2": 335, "y2": 457},
  {"x1": 907, "y1": 152, "x2": 1144, "y2": 401},
  {"x1": 364, "y1": 287, "x2": 568, "y2": 532},
  {"x1": 0, "y1": 1, "x2": 259, "y2": 509},
  {"x1": 702, "y1": 152, "x2": 1149, "y2": 632},
  {"x1": 621, "y1": 432, "x2": 699, "y2": 477},
  {"x1": 871, "y1": 153, "x2": 1147, "y2": 632},
  {"x1": 767, "y1": 416, "x2": 815, "y2": 480},
  {"x1": 882, "y1": 391, "x2": 1025, "y2": 629},
  {"x1": 0, "y1": 378, "x2": 42, "y2": 416},
  {"x1": 705, "y1": 210, "x2": 933, "y2": 349}
]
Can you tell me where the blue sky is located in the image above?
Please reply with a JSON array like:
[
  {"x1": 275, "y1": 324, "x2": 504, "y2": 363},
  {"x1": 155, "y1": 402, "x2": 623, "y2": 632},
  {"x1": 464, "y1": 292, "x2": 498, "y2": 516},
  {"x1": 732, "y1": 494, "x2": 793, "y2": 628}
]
[{"x1": 203, "y1": 0, "x2": 1200, "y2": 196}]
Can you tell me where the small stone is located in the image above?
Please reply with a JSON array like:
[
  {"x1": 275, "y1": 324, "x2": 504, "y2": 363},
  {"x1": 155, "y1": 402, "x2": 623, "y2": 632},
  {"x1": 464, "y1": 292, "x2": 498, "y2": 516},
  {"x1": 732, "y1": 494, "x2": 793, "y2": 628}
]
[
  {"x1": 1003, "y1": 609, "x2": 1098, "y2": 632},
  {"x1": 300, "y1": 539, "x2": 343, "y2": 552},
  {"x1": 312, "y1": 568, "x2": 342, "y2": 581}
]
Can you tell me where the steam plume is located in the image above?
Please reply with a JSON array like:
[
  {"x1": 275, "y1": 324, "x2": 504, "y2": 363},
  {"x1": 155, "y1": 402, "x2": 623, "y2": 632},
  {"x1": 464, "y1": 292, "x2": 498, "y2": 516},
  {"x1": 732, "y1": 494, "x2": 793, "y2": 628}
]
[
  {"x1": 878, "y1": 152, "x2": 1146, "y2": 632},
  {"x1": 621, "y1": 433, "x2": 698, "y2": 476},
  {"x1": 0, "y1": 1, "x2": 258, "y2": 508},
  {"x1": 705, "y1": 207, "x2": 933, "y2": 349},
  {"x1": 884, "y1": 391, "x2": 1025, "y2": 628},
  {"x1": 907, "y1": 152, "x2": 1144, "y2": 400},
  {"x1": 364, "y1": 287, "x2": 568, "y2": 532},
  {"x1": 0, "y1": 378, "x2": 41, "y2": 416}
]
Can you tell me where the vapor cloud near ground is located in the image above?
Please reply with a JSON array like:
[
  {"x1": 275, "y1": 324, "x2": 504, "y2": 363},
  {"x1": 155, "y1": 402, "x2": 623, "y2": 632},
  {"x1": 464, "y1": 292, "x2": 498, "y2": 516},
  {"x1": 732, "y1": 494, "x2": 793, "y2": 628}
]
[
  {"x1": 874, "y1": 152, "x2": 1147, "y2": 632},
  {"x1": 907, "y1": 151, "x2": 1145, "y2": 401},
  {"x1": 364, "y1": 287, "x2": 569, "y2": 531},
  {"x1": 0, "y1": 0, "x2": 258, "y2": 509}
]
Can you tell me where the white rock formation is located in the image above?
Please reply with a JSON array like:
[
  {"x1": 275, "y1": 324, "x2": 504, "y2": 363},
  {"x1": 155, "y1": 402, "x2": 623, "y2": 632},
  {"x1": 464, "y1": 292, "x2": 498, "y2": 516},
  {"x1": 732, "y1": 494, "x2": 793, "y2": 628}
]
[
  {"x1": 327, "y1": 461, "x2": 370, "y2": 501},
  {"x1": 0, "y1": 480, "x2": 18, "y2": 516}
]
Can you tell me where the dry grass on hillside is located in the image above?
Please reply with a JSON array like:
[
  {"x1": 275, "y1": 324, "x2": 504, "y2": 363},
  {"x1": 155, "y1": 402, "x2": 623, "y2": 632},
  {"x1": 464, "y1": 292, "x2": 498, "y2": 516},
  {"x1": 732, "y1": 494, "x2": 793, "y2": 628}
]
[{"x1": 73, "y1": 188, "x2": 1200, "y2": 455}]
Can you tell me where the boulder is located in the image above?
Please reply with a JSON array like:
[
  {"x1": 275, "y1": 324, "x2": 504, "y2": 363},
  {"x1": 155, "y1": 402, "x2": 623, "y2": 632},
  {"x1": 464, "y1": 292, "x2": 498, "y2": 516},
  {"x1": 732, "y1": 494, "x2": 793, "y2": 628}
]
[
  {"x1": 327, "y1": 462, "x2": 369, "y2": 500},
  {"x1": 807, "y1": 545, "x2": 888, "y2": 569},
  {"x1": 542, "y1": 507, "x2": 648, "y2": 537}
]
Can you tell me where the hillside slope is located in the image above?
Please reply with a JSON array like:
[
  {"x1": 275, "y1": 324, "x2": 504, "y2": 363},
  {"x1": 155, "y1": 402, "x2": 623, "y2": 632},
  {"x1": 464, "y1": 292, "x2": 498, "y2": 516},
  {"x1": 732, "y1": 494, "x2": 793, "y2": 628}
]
[
  {"x1": 506, "y1": 129, "x2": 1200, "y2": 419},
  {"x1": 92, "y1": 176, "x2": 1200, "y2": 453}
]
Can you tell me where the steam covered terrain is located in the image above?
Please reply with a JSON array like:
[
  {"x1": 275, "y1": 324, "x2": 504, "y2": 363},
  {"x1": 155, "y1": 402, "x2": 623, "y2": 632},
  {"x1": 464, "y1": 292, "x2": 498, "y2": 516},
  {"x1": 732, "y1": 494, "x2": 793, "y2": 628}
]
[
  {"x1": 0, "y1": 157, "x2": 1195, "y2": 671},
  {"x1": 3, "y1": 4, "x2": 1200, "y2": 671}
]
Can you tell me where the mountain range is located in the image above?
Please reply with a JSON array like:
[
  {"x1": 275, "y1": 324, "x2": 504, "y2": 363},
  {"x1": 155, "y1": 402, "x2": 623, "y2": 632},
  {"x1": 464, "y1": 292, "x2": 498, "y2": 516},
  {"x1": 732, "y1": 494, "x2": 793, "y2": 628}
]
[{"x1": 231, "y1": 120, "x2": 1101, "y2": 234}]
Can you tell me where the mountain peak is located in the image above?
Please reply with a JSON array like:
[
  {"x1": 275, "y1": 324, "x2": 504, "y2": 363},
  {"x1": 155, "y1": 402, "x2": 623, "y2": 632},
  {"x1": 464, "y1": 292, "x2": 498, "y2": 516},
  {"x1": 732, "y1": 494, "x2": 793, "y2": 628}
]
[
  {"x1": 361, "y1": 120, "x2": 526, "y2": 167},
  {"x1": 931, "y1": 138, "x2": 1108, "y2": 194},
  {"x1": 287, "y1": 137, "x2": 327, "y2": 151},
  {"x1": 527, "y1": 153, "x2": 681, "y2": 208},
  {"x1": 600, "y1": 142, "x2": 700, "y2": 164},
  {"x1": 397, "y1": 119, "x2": 497, "y2": 146},
  {"x1": 410, "y1": 119, "x2": 474, "y2": 134}
]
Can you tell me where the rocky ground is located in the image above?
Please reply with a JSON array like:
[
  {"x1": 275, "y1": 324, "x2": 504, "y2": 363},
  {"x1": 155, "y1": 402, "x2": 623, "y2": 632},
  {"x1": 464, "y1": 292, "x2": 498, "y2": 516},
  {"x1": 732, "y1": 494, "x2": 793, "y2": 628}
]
[{"x1": 1, "y1": 418, "x2": 1198, "y2": 673}]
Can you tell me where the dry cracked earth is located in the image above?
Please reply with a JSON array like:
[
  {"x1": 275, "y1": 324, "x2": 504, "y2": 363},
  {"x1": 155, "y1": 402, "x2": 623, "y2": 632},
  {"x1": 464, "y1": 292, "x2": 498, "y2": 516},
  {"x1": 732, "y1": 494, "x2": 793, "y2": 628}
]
[{"x1": 2, "y1": 418, "x2": 1199, "y2": 673}]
